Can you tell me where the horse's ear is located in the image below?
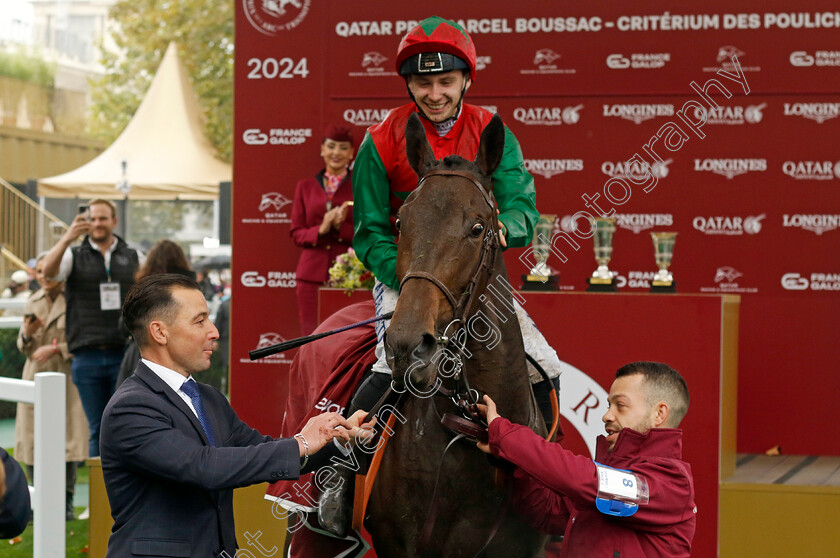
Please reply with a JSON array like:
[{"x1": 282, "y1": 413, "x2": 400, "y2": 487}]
[
  {"x1": 475, "y1": 114, "x2": 505, "y2": 179},
  {"x1": 405, "y1": 113, "x2": 436, "y2": 178}
]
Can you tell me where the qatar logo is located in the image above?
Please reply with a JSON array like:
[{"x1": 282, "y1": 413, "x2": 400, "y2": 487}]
[
  {"x1": 602, "y1": 159, "x2": 671, "y2": 181},
  {"x1": 259, "y1": 192, "x2": 292, "y2": 212},
  {"x1": 782, "y1": 160, "x2": 840, "y2": 180},
  {"x1": 692, "y1": 214, "x2": 765, "y2": 235},
  {"x1": 513, "y1": 105, "x2": 583, "y2": 126},
  {"x1": 343, "y1": 108, "x2": 390, "y2": 127},
  {"x1": 717, "y1": 45, "x2": 745, "y2": 62},
  {"x1": 534, "y1": 48, "x2": 561, "y2": 65},
  {"x1": 362, "y1": 51, "x2": 387, "y2": 68},
  {"x1": 243, "y1": 0, "x2": 311, "y2": 36}
]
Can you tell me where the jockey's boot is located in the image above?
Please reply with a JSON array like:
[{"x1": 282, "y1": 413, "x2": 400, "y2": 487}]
[
  {"x1": 318, "y1": 371, "x2": 391, "y2": 536},
  {"x1": 317, "y1": 466, "x2": 355, "y2": 537},
  {"x1": 533, "y1": 376, "x2": 560, "y2": 435}
]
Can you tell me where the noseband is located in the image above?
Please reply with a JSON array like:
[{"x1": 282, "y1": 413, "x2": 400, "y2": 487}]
[{"x1": 398, "y1": 169, "x2": 500, "y2": 335}]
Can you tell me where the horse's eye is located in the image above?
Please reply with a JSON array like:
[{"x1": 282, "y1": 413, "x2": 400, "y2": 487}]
[
  {"x1": 471, "y1": 222, "x2": 484, "y2": 236},
  {"x1": 395, "y1": 218, "x2": 401, "y2": 231}
]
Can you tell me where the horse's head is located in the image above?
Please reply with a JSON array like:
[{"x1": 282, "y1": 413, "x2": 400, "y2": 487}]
[{"x1": 385, "y1": 112, "x2": 506, "y2": 393}]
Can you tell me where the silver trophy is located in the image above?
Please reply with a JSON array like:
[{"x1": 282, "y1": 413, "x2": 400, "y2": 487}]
[
  {"x1": 650, "y1": 232, "x2": 677, "y2": 292},
  {"x1": 587, "y1": 217, "x2": 618, "y2": 291},
  {"x1": 522, "y1": 214, "x2": 560, "y2": 290}
]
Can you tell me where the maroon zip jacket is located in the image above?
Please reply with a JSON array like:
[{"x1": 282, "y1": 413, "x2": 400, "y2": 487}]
[
  {"x1": 489, "y1": 419, "x2": 696, "y2": 557},
  {"x1": 290, "y1": 170, "x2": 354, "y2": 283}
]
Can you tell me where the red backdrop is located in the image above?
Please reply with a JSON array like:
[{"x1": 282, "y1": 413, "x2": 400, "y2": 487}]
[{"x1": 233, "y1": 1, "x2": 840, "y2": 467}]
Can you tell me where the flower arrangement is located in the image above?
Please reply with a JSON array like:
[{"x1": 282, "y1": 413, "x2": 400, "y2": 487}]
[{"x1": 328, "y1": 248, "x2": 375, "y2": 293}]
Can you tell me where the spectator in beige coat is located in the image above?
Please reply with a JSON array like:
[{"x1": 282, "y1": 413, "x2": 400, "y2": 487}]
[{"x1": 15, "y1": 255, "x2": 89, "y2": 521}]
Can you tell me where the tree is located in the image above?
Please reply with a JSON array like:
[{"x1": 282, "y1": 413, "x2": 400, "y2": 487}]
[{"x1": 88, "y1": 0, "x2": 233, "y2": 161}]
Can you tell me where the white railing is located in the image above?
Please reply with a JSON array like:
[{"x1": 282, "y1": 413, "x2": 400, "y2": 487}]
[
  {"x1": 0, "y1": 298, "x2": 26, "y2": 329},
  {"x1": 0, "y1": 374, "x2": 66, "y2": 557}
]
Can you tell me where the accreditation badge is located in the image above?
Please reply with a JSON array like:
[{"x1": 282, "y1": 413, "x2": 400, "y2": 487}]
[{"x1": 100, "y1": 282, "x2": 121, "y2": 310}]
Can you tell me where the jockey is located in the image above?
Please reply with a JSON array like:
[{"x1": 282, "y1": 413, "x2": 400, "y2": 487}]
[{"x1": 319, "y1": 16, "x2": 562, "y2": 535}]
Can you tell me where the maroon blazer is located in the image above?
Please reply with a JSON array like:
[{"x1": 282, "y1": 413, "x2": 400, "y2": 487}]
[{"x1": 290, "y1": 170, "x2": 354, "y2": 282}]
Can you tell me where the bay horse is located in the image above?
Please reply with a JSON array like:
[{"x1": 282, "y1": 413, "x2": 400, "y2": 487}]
[{"x1": 362, "y1": 113, "x2": 548, "y2": 557}]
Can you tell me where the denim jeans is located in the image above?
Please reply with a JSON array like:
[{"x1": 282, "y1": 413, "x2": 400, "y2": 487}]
[{"x1": 71, "y1": 348, "x2": 124, "y2": 457}]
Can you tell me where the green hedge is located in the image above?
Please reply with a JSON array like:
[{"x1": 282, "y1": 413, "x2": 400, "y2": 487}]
[{"x1": 0, "y1": 51, "x2": 55, "y2": 88}]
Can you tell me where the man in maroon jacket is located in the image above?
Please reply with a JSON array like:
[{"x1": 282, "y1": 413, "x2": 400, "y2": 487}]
[{"x1": 478, "y1": 361, "x2": 696, "y2": 558}]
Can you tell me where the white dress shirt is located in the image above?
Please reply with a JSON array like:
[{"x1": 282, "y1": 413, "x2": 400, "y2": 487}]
[{"x1": 141, "y1": 358, "x2": 199, "y2": 419}]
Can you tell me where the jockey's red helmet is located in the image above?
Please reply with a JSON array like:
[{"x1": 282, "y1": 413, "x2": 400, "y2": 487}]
[{"x1": 396, "y1": 16, "x2": 477, "y2": 82}]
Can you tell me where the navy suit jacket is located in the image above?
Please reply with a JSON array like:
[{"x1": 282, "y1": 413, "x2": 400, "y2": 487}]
[{"x1": 100, "y1": 362, "x2": 300, "y2": 557}]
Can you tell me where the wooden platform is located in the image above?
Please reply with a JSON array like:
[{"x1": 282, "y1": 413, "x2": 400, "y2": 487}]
[
  {"x1": 727, "y1": 453, "x2": 840, "y2": 487},
  {"x1": 719, "y1": 454, "x2": 840, "y2": 557}
]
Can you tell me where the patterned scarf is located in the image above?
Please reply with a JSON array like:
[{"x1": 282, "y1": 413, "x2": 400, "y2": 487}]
[{"x1": 324, "y1": 171, "x2": 345, "y2": 201}]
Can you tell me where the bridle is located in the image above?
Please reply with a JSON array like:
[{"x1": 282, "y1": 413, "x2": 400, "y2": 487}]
[
  {"x1": 399, "y1": 169, "x2": 500, "y2": 349},
  {"x1": 397, "y1": 167, "x2": 508, "y2": 556}
]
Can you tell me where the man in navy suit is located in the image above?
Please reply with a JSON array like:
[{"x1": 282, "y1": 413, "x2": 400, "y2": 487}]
[{"x1": 100, "y1": 274, "x2": 367, "y2": 557}]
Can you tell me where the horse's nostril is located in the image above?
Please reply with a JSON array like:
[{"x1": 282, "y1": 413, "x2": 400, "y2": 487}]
[{"x1": 413, "y1": 333, "x2": 437, "y2": 361}]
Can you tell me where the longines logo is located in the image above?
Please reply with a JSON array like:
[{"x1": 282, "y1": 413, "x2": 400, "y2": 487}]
[
  {"x1": 243, "y1": 128, "x2": 312, "y2": 145},
  {"x1": 243, "y1": 0, "x2": 311, "y2": 36},
  {"x1": 781, "y1": 272, "x2": 840, "y2": 291},
  {"x1": 782, "y1": 214, "x2": 840, "y2": 235},
  {"x1": 524, "y1": 159, "x2": 584, "y2": 179},
  {"x1": 602, "y1": 104, "x2": 674, "y2": 124},
  {"x1": 602, "y1": 159, "x2": 671, "y2": 180},
  {"x1": 615, "y1": 213, "x2": 674, "y2": 234},
  {"x1": 692, "y1": 214, "x2": 765, "y2": 235},
  {"x1": 343, "y1": 108, "x2": 390, "y2": 127},
  {"x1": 783, "y1": 102, "x2": 840, "y2": 124},
  {"x1": 693, "y1": 158, "x2": 767, "y2": 179},
  {"x1": 513, "y1": 106, "x2": 583, "y2": 126},
  {"x1": 782, "y1": 160, "x2": 840, "y2": 180}
]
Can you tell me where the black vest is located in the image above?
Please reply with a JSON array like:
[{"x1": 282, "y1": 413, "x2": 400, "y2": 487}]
[{"x1": 66, "y1": 236, "x2": 139, "y2": 352}]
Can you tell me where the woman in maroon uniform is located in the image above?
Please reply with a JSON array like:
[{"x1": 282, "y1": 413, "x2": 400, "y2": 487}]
[{"x1": 290, "y1": 125, "x2": 355, "y2": 335}]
